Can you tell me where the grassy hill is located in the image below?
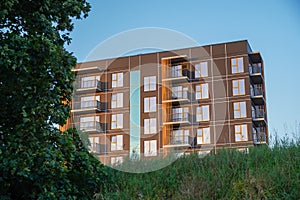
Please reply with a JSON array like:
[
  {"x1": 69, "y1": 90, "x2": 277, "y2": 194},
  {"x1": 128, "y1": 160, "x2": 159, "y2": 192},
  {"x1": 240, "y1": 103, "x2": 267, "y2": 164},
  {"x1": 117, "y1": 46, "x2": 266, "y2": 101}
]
[{"x1": 100, "y1": 140, "x2": 300, "y2": 199}]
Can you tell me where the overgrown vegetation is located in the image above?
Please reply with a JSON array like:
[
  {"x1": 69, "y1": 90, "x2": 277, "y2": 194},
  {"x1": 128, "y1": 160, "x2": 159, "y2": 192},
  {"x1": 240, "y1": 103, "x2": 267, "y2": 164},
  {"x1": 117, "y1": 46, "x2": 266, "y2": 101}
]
[{"x1": 100, "y1": 139, "x2": 300, "y2": 200}]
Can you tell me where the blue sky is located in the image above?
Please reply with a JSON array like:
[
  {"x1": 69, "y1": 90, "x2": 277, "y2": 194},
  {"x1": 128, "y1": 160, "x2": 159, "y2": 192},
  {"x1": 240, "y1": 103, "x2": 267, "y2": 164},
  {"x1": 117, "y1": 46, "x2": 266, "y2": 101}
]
[{"x1": 66, "y1": 0, "x2": 300, "y2": 140}]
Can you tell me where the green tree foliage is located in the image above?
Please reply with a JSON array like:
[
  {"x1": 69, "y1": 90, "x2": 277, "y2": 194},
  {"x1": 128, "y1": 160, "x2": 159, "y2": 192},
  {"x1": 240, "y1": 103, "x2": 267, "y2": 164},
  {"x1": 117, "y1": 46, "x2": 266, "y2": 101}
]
[{"x1": 0, "y1": 1, "x2": 108, "y2": 199}]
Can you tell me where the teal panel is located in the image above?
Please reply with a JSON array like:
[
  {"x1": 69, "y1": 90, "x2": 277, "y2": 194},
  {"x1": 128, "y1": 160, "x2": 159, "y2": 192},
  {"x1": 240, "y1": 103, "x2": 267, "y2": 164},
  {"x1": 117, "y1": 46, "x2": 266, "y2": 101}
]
[{"x1": 130, "y1": 70, "x2": 140, "y2": 158}]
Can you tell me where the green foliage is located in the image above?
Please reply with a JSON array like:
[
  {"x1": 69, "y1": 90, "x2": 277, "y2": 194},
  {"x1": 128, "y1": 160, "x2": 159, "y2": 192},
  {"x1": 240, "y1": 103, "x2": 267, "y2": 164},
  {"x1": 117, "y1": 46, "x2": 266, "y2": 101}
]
[
  {"x1": 101, "y1": 141, "x2": 300, "y2": 199},
  {"x1": 0, "y1": 1, "x2": 109, "y2": 199}
]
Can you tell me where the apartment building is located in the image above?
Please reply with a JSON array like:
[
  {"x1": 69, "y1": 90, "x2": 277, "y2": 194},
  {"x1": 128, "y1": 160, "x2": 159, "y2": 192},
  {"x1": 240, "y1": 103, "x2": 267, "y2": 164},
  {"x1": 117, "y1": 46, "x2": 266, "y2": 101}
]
[{"x1": 61, "y1": 40, "x2": 268, "y2": 165}]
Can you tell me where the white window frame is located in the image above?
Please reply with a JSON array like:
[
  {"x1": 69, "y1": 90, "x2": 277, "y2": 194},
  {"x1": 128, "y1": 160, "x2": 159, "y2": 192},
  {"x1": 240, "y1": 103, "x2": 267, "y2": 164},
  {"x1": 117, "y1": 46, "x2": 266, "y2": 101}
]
[
  {"x1": 112, "y1": 73, "x2": 123, "y2": 88},
  {"x1": 195, "y1": 61, "x2": 208, "y2": 78},
  {"x1": 111, "y1": 135, "x2": 123, "y2": 151},
  {"x1": 235, "y1": 124, "x2": 248, "y2": 142},
  {"x1": 196, "y1": 83, "x2": 209, "y2": 99},
  {"x1": 231, "y1": 57, "x2": 244, "y2": 74},
  {"x1": 196, "y1": 105, "x2": 210, "y2": 121},
  {"x1": 144, "y1": 97, "x2": 156, "y2": 113},
  {"x1": 197, "y1": 127, "x2": 210, "y2": 144},
  {"x1": 232, "y1": 79, "x2": 245, "y2": 96},
  {"x1": 144, "y1": 76, "x2": 156, "y2": 91},
  {"x1": 144, "y1": 118, "x2": 156, "y2": 134},
  {"x1": 111, "y1": 114, "x2": 123, "y2": 129},
  {"x1": 111, "y1": 93, "x2": 123, "y2": 108},
  {"x1": 144, "y1": 140, "x2": 157, "y2": 156},
  {"x1": 234, "y1": 101, "x2": 247, "y2": 118}
]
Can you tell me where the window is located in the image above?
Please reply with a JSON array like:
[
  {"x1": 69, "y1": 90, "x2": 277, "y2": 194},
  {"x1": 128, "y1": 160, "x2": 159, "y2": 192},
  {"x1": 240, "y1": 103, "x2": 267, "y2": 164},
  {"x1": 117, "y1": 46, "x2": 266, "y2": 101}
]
[
  {"x1": 231, "y1": 57, "x2": 244, "y2": 73},
  {"x1": 111, "y1": 114, "x2": 123, "y2": 129},
  {"x1": 235, "y1": 124, "x2": 248, "y2": 142},
  {"x1": 172, "y1": 86, "x2": 188, "y2": 99},
  {"x1": 144, "y1": 118, "x2": 156, "y2": 134},
  {"x1": 197, "y1": 127, "x2": 210, "y2": 144},
  {"x1": 88, "y1": 137, "x2": 100, "y2": 153},
  {"x1": 111, "y1": 93, "x2": 123, "y2": 108},
  {"x1": 80, "y1": 96, "x2": 99, "y2": 109},
  {"x1": 80, "y1": 116, "x2": 99, "y2": 130},
  {"x1": 195, "y1": 62, "x2": 208, "y2": 78},
  {"x1": 144, "y1": 140, "x2": 157, "y2": 156},
  {"x1": 111, "y1": 135, "x2": 123, "y2": 151},
  {"x1": 196, "y1": 105, "x2": 210, "y2": 121},
  {"x1": 171, "y1": 65, "x2": 182, "y2": 78},
  {"x1": 144, "y1": 97, "x2": 156, "y2": 112},
  {"x1": 234, "y1": 102, "x2": 247, "y2": 118},
  {"x1": 112, "y1": 73, "x2": 123, "y2": 88},
  {"x1": 172, "y1": 107, "x2": 189, "y2": 122},
  {"x1": 81, "y1": 76, "x2": 99, "y2": 88},
  {"x1": 196, "y1": 83, "x2": 209, "y2": 99},
  {"x1": 111, "y1": 157, "x2": 123, "y2": 165},
  {"x1": 171, "y1": 130, "x2": 189, "y2": 145},
  {"x1": 232, "y1": 79, "x2": 245, "y2": 96},
  {"x1": 144, "y1": 76, "x2": 156, "y2": 91}
]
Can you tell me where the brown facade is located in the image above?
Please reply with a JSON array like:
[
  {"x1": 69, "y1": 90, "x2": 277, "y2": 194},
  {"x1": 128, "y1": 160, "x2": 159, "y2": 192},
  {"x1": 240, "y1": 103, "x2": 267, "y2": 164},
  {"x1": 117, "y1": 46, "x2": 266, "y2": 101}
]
[{"x1": 62, "y1": 40, "x2": 268, "y2": 165}]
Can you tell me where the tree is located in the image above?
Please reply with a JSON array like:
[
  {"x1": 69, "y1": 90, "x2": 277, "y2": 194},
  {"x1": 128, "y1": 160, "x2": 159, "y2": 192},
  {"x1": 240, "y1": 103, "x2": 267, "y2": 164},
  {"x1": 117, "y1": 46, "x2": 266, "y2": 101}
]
[{"x1": 0, "y1": 1, "x2": 108, "y2": 199}]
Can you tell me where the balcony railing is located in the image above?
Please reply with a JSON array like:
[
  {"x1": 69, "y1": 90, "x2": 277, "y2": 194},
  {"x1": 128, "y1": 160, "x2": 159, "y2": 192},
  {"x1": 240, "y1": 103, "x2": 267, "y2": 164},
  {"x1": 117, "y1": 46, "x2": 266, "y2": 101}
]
[
  {"x1": 251, "y1": 87, "x2": 264, "y2": 97},
  {"x1": 79, "y1": 121, "x2": 107, "y2": 133},
  {"x1": 76, "y1": 80, "x2": 108, "y2": 91},
  {"x1": 252, "y1": 109, "x2": 265, "y2": 119},
  {"x1": 171, "y1": 91, "x2": 191, "y2": 100},
  {"x1": 163, "y1": 68, "x2": 191, "y2": 80},
  {"x1": 171, "y1": 113, "x2": 192, "y2": 123},
  {"x1": 253, "y1": 128, "x2": 267, "y2": 144},
  {"x1": 72, "y1": 100, "x2": 107, "y2": 112},
  {"x1": 91, "y1": 143, "x2": 108, "y2": 154},
  {"x1": 249, "y1": 64, "x2": 262, "y2": 75}
]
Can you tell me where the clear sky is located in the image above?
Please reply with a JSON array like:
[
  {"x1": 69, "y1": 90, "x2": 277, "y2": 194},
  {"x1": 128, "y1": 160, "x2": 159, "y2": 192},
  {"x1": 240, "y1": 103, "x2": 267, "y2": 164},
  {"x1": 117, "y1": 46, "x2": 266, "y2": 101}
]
[{"x1": 66, "y1": 0, "x2": 300, "y2": 141}]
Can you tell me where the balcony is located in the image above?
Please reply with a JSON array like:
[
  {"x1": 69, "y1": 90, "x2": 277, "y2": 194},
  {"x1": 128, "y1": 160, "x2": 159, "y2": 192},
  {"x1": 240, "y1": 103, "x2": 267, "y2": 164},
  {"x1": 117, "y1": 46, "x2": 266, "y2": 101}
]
[
  {"x1": 162, "y1": 91, "x2": 191, "y2": 103},
  {"x1": 252, "y1": 109, "x2": 266, "y2": 126},
  {"x1": 91, "y1": 143, "x2": 108, "y2": 154},
  {"x1": 163, "y1": 113, "x2": 193, "y2": 125},
  {"x1": 79, "y1": 121, "x2": 107, "y2": 133},
  {"x1": 253, "y1": 132, "x2": 267, "y2": 144},
  {"x1": 162, "y1": 68, "x2": 191, "y2": 82},
  {"x1": 72, "y1": 100, "x2": 107, "y2": 113},
  {"x1": 76, "y1": 80, "x2": 108, "y2": 93},
  {"x1": 251, "y1": 86, "x2": 265, "y2": 105},
  {"x1": 249, "y1": 64, "x2": 263, "y2": 84}
]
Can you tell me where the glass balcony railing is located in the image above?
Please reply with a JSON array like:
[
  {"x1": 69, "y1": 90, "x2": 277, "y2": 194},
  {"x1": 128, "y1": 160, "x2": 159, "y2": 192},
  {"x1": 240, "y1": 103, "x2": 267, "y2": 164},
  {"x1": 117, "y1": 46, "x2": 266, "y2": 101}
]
[
  {"x1": 72, "y1": 100, "x2": 107, "y2": 112},
  {"x1": 76, "y1": 80, "x2": 108, "y2": 91},
  {"x1": 251, "y1": 87, "x2": 264, "y2": 97},
  {"x1": 249, "y1": 64, "x2": 262, "y2": 75},
  {"x1": 79, "y1": 121, "x2": 107, "y2": 133},
  {"x1": 171, "y1": 113, "x2": 192, "y2": 123},
  {"x1": 252, "y1": 109, "x2": 265, "y2": 119},
  {"x1": 171, "y1": 91, "x2": 191, "y2": 100}
]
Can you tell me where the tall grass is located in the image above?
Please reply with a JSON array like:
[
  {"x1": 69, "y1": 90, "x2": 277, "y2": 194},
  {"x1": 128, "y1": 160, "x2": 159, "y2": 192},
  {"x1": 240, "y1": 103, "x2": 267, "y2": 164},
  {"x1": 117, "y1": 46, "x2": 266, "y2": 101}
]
[{"x1": 98, "y1": 138, "x2": 300, "y2": 200}]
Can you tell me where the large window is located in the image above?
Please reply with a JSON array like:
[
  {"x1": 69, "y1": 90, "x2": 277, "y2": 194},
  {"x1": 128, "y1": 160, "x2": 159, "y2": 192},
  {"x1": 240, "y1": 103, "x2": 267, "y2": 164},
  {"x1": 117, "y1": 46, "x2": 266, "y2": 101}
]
[
  {"x1": 172, "y1": 107, "x2": 189, "y2": 122},
  {"x1": 80, "y1": 116, "x2": 99, "y2": 130},
  {"x1": 172, "y1": 86, "x2": 188, "y2": 99},
  {"x1": 197, "y1": 127, "x2": 210, "y2": 144},
  {"x1": 232, "y1": 79, "x2": 245, "y2": 96},
  {"x1": 234, "y1": 102, "x2": 247, "y2": 118},
  {"x1": 144, "y1": 118, "x2": 156, "y2": 134},
  {"x1": 195, "y1": 61, "x2": 208, "y2": 78},
  {"x1": 231, "y1": 57, "x2": 244, "y2": 74},
  {"x1": 144, "y1": 97, "x2": 156, "y2": 112},
  {"x1": 235, "y1": 124, "x2": 248, "y2": 142},
  {"x1": 196, "y1": 105, "x2": 210, "y2": 121},
  {"x1": 144, "y1": 140, "x2": 157, "y2": 156},
  {"x1": 111, "y1": 135, "x2": 123, "y2": 151},
  {"x1": 171, "y1": 130, "x2": 189, "y2": 145},
  {"x1": 111, "y1": 114, "x2": 123, "y2": 129},
  {"x1": 88, "y1": 137, "x2": 100, "y2": 153},
  {"x1": 144, "y1": 76, "x2": 156, "y2": 91},
  {"x1": 111, "y1": 93, "x2": 123, "y2": 108},
  {"x1": 80, "y1": 76, "x2": 99, "y2": 88},
  {"x1": 112, "y1": 73, "x2": 123, "y2": 88},
  {"x1": 196, "y1": 83, "x2": 209, "y2": 99},
  {"x1": 171, "y1": 65, "x2": 182, "y2": 78}
]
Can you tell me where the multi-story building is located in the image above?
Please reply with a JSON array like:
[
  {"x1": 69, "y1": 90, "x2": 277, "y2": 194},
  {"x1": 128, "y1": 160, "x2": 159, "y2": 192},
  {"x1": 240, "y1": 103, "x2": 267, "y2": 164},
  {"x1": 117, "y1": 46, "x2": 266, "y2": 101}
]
[{"x1": 60, "y1": 40, "x2": 268, "y2": 165}]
